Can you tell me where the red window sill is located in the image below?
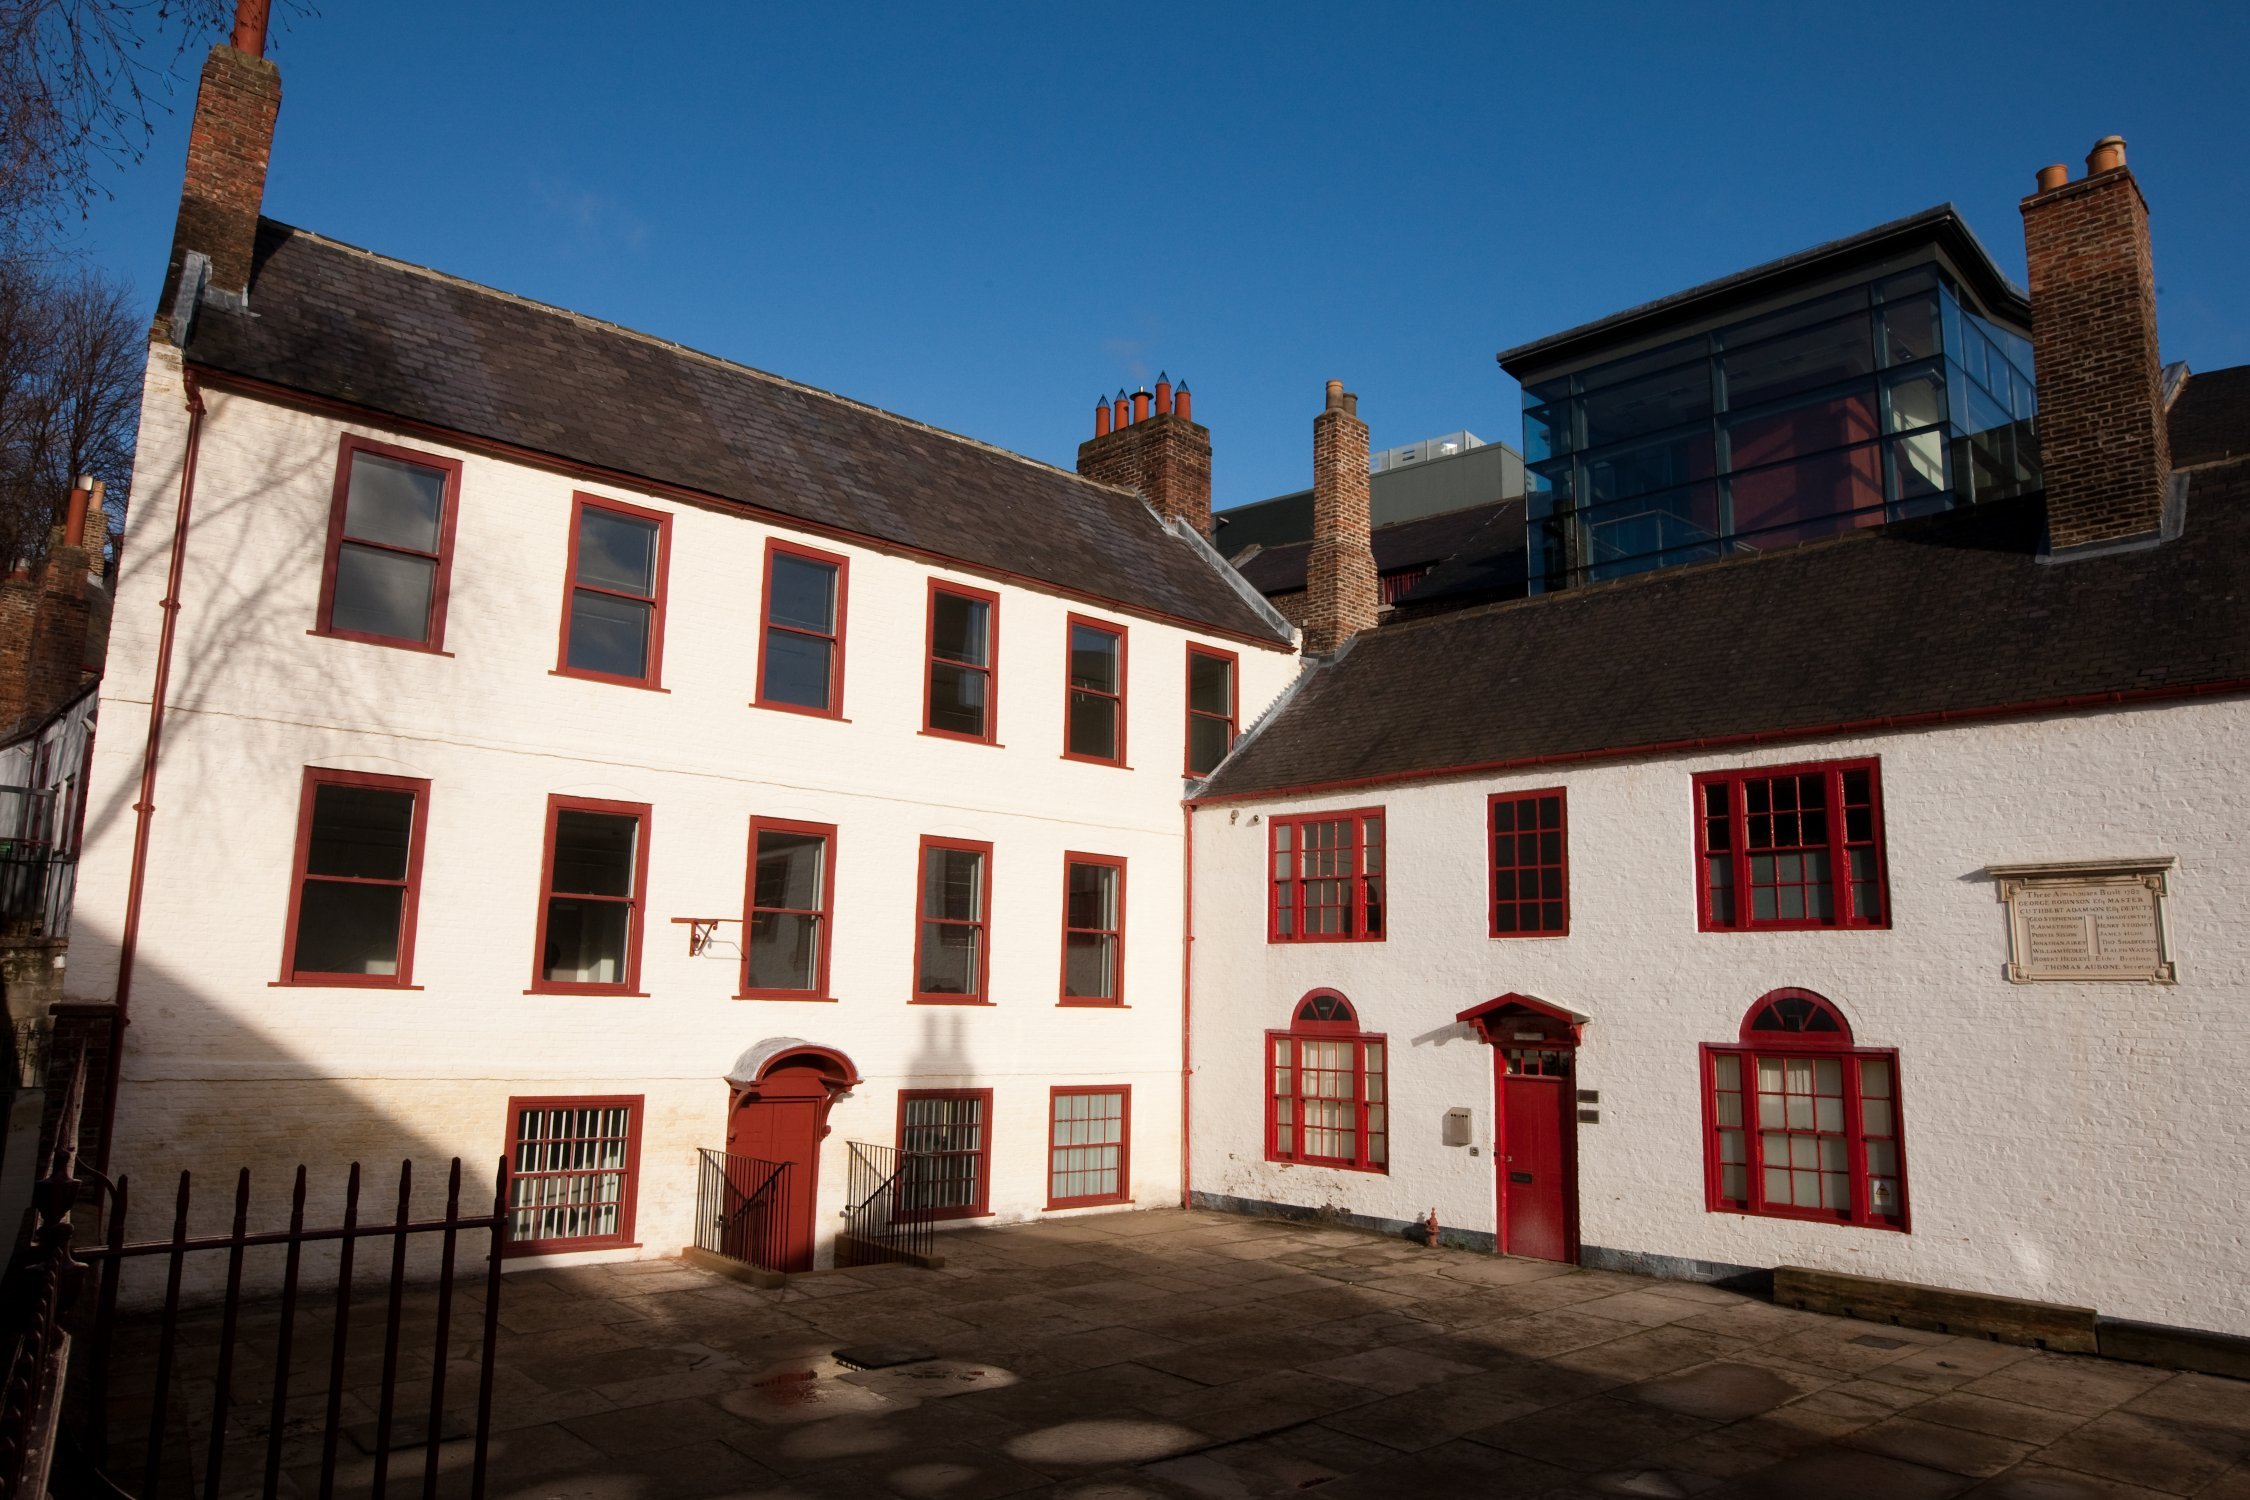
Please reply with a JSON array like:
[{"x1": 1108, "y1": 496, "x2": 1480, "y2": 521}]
[
  {"x1": 1057, "y1": 998, "x2": 1128, "y2": 1009},
  {"x1": 1707, "y1": 1203, "x2": 1906, "y2": 1232},
  {"x1": 502, "y1": 1236, "x2": 641, "y2": 1260},
  {"x1": 918, "y1": 728, "x2": 1002, "y2": 748},
  {"x1": 1268, "y1": 935, "x2": 1388, "y2": 946},
  {"x1": 735, "y1": 992, "x2": 841, "y2": 1003},
  {"x1": 750, "y1": 698, "x2": 850, "y2": 722},
  {"x1": 550, "y1": 668, "x2": 670, "y2": 694},
  {"x1": 899, "y1": 1208, "x2": 992, "y2": 1224},
  {"x1": 271, "y1": 978, "x2": 425, "y2": 990},
  {"x1": 1267, "y1": 1155, "x2": 1388, "y2": 1175},
  {"x1": 1046, "y1": 1195, "x2": 1129, "y2": 1211},
  {"x1": 522, "y1": 988, "x2": 651, "y2": 998},
  {"x1": 1060, "y1": 753, "x2": 1131, "y2": 770},
  {"x1": 910, "y1": 997, "x2": 993, "y2": 1006},
  {"x1": 306, "y1": 627, "x2": 455, "y2": 657},
  {"x1": 1490, "y1": 929, "x2": 1571, "y2": 941}
]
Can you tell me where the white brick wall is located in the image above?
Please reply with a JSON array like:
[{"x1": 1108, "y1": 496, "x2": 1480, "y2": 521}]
[
  {"x1": 72, "y1": 346, "x2": 1299, "y2": 1270},
  {"x1": 1189, "y1": 704, "x2": 2250, "y2": 1336}
]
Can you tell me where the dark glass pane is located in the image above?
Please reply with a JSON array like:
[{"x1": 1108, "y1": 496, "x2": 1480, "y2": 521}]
[
  {"x1": 1492, "y1": 801, "x2": 1517, "y2": 834},
  {"x1": 1066, "y1": 862, "x2": 1117, "y2": 929},
  {"x1": 766, "y1": 554, "x2": 835, "y2": 633},
  {"x1": 917, "y1": 922, "x2": 980, "y2": 995},
  {"x1": 931, "y1": 592, "x2": 989, "y2": 666},
  {"x1": 754, "y1": 830, "x2": 825, "y2": 911},
  {"x1": 567, "y1": 591, "x2": 653, "y2": 678},
  {"x1": 1069, "y1": 625, "x2": 1119, "y2": 693},
  {"x1": 343, "y1": 452, "x2": 444, "y2": 552},
  {"x1": 1188, "y1": 653, "x2": 1232, "y2": 716},
  {"x1": 1068, "y1": 691, "x2": 1118, "y2": 759},
  {"x1": 928, "y1": 662, "x2": 987, "y2": 736},
  {"x1": 1186, "y1": 716, "x2": 1231, "y2": 775},
  {"x1": 922, "y1": 847, "x2": 984, "y2": 921},
  {"x1": 1725, "y1": 391, "x2": 1878, "y2": 472},
  {"x1": 551, "y1": 810, "x2": 638, "y2": 897},
  {"x1": 1881, "y1": 293, "x2": 1942, "y2": 367},
  {"x1": 1063, "y1": 933, "x2": 1116, "y2": 999},
  {"x1": 1577, "y1": 335, "x2": 1705, "y2": 392},
  {"x1": 307, "y1": 784, "x2": 413, "y2": 880},
  {"x1": 747, "y1": 910, "x2": 820, "y2": 991},
  {"x1": 1721, "y1": 314, "x2": 1876, "y2": 411},
  {"x1": 542, "y1": 896, "x2": 631, "y2": 984},
  {"x1": 574, "y1": 509, "x2": 658, "y2": 595},
  {"x1": 1586, "y1": 430, "x2": 1717, "y2": 507},
  {"x1": 294, "y1": 879, "x2": 404, "y2": 974},
  {"x1": 1720, "y1": 287, "x2": 1867, "y2": 351},
  {"x1": 760, "y1": 631, "x2": 833, "y2": 710},
  {"x1": 330, "y1": 545, "x2": 436, "y2": 642},
  {"x1": 1728, "y1": 445, "x2": 1884, "y2": 549},
  {"x1": 1581, "y1": 361, "x2": 1712, "y2": 449},
  {"x1": 1523, "y1": 401, "x2": 1573, "y2": 462}
]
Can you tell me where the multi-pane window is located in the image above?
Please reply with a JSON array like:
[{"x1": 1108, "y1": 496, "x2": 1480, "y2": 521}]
[
  {"x1": 1269, "y1": 809, "x2": 1385, "y2": 943},
  {"x1": 925, "y1": 583, "x2": 998, "y2": 742},
  {"x1": 914, "y1": 836, "x2": 991, "y2": 1002},
  {"x1": 534, "y1": 797, "x2": 648, "y2": 993},
  {"x1": 1266, "y1": 991, "x2": 1387, "y2": 1173},
  {"x1": 281, "y1": 768, "x2": 429, "y2": 985},
  {"x1": 742, "y1": 819, "x2": 835, "y2": 998},
  {"x1": 1697, "y1": 759, "x2": 1886, "y2": 930},
  {"x1": 1048, "y1": 1088, "x2": 1129, "y2": 1207},
  {"x1": 1060, "y1": 854, "x2": 1124, "y2": 1004},
  {"x1": 504, "y1": 1096, "x2": 640, "y2": 1255},
  {"x1": 1064, "y1": 616, "x2": 1127, "y2": 765},
  {"x1": 317, "y1": 436, "x2": 461, "y2": 650},
  {"x1": 1704, "y1": 991, "x2": 1905, "y2": 1230},
  {"x1": 756, "y1": 540, "x2": 847, "y2": 716},
  {"x1": 559, "y1": 496, "x2": 668, "y2": 687},
  {"x1": 1184, "y1": 646, "x2": 1238, "y2": 776},
  {"x1": 1490, "y1": 789, "x2": 1568, "y2": 936},
  {"x1": 898, "y1": 1089, "x2": 991, "y2": 1220}
]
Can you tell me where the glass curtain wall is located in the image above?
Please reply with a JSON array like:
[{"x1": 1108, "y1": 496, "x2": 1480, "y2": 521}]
[{"x1": 1522, "y1": 266, "x2": 2037, "y2": 592}]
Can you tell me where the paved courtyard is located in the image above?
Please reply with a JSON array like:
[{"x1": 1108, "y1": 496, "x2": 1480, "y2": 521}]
[{"x1": 355, "y1": 1210, "x2": 2250, "y2": 1497}]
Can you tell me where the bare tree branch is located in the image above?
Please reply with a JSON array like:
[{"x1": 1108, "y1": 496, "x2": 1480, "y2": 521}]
[{"x1": 0, "y1": 255, "x2": 140, "y2": 565}]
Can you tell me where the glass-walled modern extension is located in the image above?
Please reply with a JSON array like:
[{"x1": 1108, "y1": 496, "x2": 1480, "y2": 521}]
[{"x1": 1521, "y1": 266, "x2": 2038, "y2": 592}]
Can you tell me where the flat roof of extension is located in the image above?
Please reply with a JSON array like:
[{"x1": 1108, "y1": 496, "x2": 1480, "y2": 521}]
[{"x1": 1497, "y1": 205, "x2": 2030, "y2": 382}]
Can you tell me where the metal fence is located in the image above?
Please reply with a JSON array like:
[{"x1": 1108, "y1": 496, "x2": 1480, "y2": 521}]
[
  {"x1": 0, "y1": 1047, "x2": 88, "y2": 1498},
  {"x1": 692, "y1": 1151, "x2": 797, "y2": 1274},
  {"x1": 837, "y1": 1142, "x2": 934, "y2": 1270},
  {"x1": 0, "y1": 785, "x2": 74, "y2": 938}
]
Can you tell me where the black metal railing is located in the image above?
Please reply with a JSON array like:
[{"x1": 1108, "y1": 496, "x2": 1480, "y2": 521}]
[
  {"x1": 836, "y1": 1142, "x2": 934, "y2": 1269},
  {"x1": 0, "y1": 1045, "x2": 88, "y2": 1498},
  {"x1": 693, "y1": 1150, "x2": 797, "y2": 1274},
  {"x1": 0, "y1": 786, "x2": 75, "y2": 938}
]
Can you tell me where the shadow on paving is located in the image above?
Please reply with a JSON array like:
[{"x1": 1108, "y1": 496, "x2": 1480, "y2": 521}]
[{"x1": 101, "y1": 1207, "x2": 2250, "y2": 1498}]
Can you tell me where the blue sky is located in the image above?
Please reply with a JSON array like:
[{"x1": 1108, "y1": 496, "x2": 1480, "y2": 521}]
[{"x1": 69, "y1": 1, "x2": 2250, "y2": 507}]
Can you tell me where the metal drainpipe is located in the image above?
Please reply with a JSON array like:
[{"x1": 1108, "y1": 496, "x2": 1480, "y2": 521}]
[
  {"x1": 99, "y1": 372, "x2": 205, "y2": 1178},
  {"x1": 1179, "y1": 801, "x2": 1194, "y2": 1209}
]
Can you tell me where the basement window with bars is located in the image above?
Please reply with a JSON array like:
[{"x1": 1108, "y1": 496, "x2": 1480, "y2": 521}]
[
  {"x1": 1048, "y1": 1087, "x2": 1129, "y2": 1207},
  {"x1": 898, "y1": 1089, "x2": 992, "y2": 1220},
  {"x1": 1267, "y1": 991, "x2": 1387, "y2": 1173},
  {"x1": 1703, "y1": 991, "x2": 1905, "y2": 1230},
  {"x1": 1269, "y1": 809, "x2": 1385, "y2": 942},
  {"x1": 1696, "y1": 759, "x2": 1887, "y2": 930},
  {"x1": 504, "y1": 1095, "x2": 641, "y2": 1255}
]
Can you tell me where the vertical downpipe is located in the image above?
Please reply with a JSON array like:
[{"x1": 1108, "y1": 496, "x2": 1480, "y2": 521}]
[{"x1": 1180, "y1": 802, "x2": 1194, "y2": 1209}]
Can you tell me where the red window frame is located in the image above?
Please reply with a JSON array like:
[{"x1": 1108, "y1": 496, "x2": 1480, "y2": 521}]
[
  {"x1": 1265, "y1": 991, "x2": 1387, "y2": 1173},
  {"x1": 1061, "y1": 613, "x2": 1128, "y2": 766},
  {"x1": 739, "y1": 817, "x2": 837, "y2": 1000},
  {"x1": 921, "y1": 580, "x2": 1001, "y2": 745},
  {"x1": 912, "y1": 834, "x2": 993, "y2": 1004},
  {"x1": 1184, "y1": 644, "x2": 1240, "y2": 777},
  {"x1": 896, "y1": 1087, "x2": 993, "y2": 1221},
  {"x1": 314, "y1": 434, "x2": 464, "y2": 653},
  {"x1": 1268, "y1": 808, "x2": 1386, "y2": 943},
  {"x1": 752, "y1": 538, "x2": 849, "y2": 719},
  {"x1": 1489, "y1": 788, "x2": 1569, "y2": 937},
  {"x1": 1695, "y1": 758, "x2": 1888, "y2": 931},
  {"x1": 1046, "y1": 1085, "x2": 1131, "y2": 1209},
  {"x1": 502, "y1": 1094, "x2": 643, "y2": 1256},
  {"x1": 555, "y1": 493, "x2": 671, "y2": 690},
  {"x1": 1058, "y1": 852, "x2": 1126, "y2": 1007},
  {"x1": 278, "y1": 767, "x2": 432, "y2": 988},
  {"x1": 529, "y1": 794, "x2": 651, "y2": 996},
  {"x1": 1700, "y1": 990, "x2": 1907, "y2": 1232}
]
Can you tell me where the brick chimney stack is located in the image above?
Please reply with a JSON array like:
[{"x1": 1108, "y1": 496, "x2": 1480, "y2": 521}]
[
  {"x1": 164, "y1": 0, "x2": 281, "y2": 310},
  {"x1": 1076, "y1": 371, "x2": 1213, "y2": 538},
  {"x1": 0, "y1": 480, "x2": 105, "y2": 733},
  {"x1": 1304, "y1": 381, "x2": 1376, "y2": 657},
  {"x1": 2020, "y1": 134, "x2": 2173, "y2": 553}
]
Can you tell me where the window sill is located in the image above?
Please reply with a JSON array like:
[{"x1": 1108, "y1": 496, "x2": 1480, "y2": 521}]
[
  {"x1": 1046, "y1": 1196, "x2": 1129, "y2": 1212},
  {"x1": 271, "y1": 978, "x2": 425, "y2": 990},
  {"x1": 1490, "y1": 930, "x2": 1571, "y2": 941},
  {"x1": 750, "y1": 699, "x2": 851, "y2": 722},
  {"x1": 918, "y1": 729, "x2": 1003, "y2": 748},
  {"x1": 1057, "y1": 999, "x2": 1129, "y2": 1009},
  {"x1": 1268, "y1": 1157, "x2": 1389, "y2": 1175},
  {"x1": 550, "y1": 668, "x2": 669, "y2": 694},
  {"x1": 1706, "y1": 1203, "x2": 1906, "y2": 1233},
  {"x1": 1698, "y1": 923, "x2": 1892, "y2": 934},
  {"x1": 899, "y1": 1209, "x2": 992, "y2": 1224},
  {"x1": 735, "y1": 992, "x2": 840, "y2": 1003},
  {"x1": 522, "y1": 988, "x2": 651, "y2": 998},
  {"x1": 1267, "y1": 936, "x2": 1388, "y2": 946},
  {"x1": 1059, "y1": 754, "x2": 1132, "y2": 770},
  {"x1": 306, "y1": 627, "x2": 455, "y2": 657},
  {"x1": 909, "y1": 997, "x2": 994, "y2": 1006},
  {"x1": 502, "y1": 1237, "x2": 642, "y2": 1261}
]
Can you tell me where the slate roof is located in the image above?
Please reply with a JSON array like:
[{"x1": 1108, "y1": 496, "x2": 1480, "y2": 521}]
[
  {"x1": 1234, "y1": 502, "x2": 1515, "y2": 596},
  {"x1": 2171, "y1": 366, "x2": 2250, "y2": 469},
  {"x1": 1388, "y1": 500, "x2": 1527, "y2": 615},
  {"x1": 1200, "y1": 379, "x2": 2250, "y2": 799},
  {"x1": 183, "y1": 221, "x2": 1288, "y2": 646}
]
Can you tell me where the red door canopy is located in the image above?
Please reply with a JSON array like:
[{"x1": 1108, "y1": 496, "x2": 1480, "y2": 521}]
[{"x1": 1457, "y1": 992, "x2": 1586, "y2": 1048}]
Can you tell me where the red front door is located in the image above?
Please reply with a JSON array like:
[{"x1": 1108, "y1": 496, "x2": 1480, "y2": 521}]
[
  {"x1": 1497, "y1": 1046, "x2": 1576, "y2": 1262},
  {"x1": 727, "y1": 1065, "x2": 828, "y2": 1273}
]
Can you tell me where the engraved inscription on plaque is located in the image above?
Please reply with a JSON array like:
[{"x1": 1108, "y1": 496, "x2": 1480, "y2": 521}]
[{"x1": 1988, "y1": 858, "x2": 2176, "y2": 984}]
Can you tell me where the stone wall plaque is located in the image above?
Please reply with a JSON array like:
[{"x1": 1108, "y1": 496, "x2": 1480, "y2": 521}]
[{"x1": 1987, "y1": 857, "x2": 2176, "y2": 983}]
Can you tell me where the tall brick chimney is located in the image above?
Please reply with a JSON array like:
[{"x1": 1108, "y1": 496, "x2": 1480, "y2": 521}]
[
  {"x1": 1076, "y1": 372, "x2": 1213, "y2": 537},
  {"x1": 1304, "y1": 380, "x2": 1376, "y2": 657},
  {"x1": 2021, "y1": 134, "x2": 2173, "y2": 553},
  {"x1": 0, "y1": 480, "x2": 105, "y2": 734},
  {"x1": 164, "y1": 0, "x2": 281, "y2": 308}
]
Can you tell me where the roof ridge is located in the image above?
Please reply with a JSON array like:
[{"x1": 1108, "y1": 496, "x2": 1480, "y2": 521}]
[{"x1": 257, "y1": 219, "x2": 1148, "y2": 505}]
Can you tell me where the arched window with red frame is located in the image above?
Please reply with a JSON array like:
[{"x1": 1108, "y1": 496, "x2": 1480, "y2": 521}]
[
  {"x1": 1703, "y1": 989, "x2": 1905, "y2": 1230},
  {"x1": 1266, "y1": 990, "x2": 1387, "y2": 1173}
]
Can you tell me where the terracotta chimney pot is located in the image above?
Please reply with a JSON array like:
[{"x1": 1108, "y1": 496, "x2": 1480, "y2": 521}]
[
  {"x1": 2035, "y1": 163, "x2": 2069, "y2": 193},
  {"x1": 1095, "y1": 397, "x2": 1111, "y2": 437},
  {"x1": 2086, "y1": 135, "x2": 2127, "y2": 175}
]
